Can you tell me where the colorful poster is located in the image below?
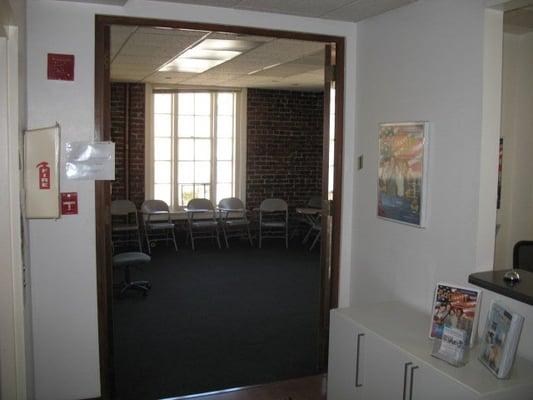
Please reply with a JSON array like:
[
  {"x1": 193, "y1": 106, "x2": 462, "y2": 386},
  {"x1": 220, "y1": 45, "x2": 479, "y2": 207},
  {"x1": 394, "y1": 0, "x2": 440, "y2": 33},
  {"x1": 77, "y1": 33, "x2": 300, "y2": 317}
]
[
  {"x1": 429, "y1": 283, "x2": 481, "y2": 346},
  {"x1": 378, "y1": 122, "x2": 428, "y2": 227}
]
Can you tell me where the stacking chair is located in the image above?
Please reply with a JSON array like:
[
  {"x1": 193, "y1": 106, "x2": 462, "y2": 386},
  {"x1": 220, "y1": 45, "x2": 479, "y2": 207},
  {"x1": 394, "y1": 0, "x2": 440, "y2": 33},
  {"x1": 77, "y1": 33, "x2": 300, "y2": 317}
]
[
  {"x1": 292, "y1": 195, "x2": 322, "y2": 240},
  {"x1": 186, "y1": 198, "x2": 221, "y2": 250},
  {"x1": 259, "y1": 198, "x2": 289, "y2": 249},
  {"x1": 111, "y1": 199, "x2": 142, "y2": 252},
  {"x1": 141, "y1": 200, "x2": 178, "y2": 254},
  {"x1": 513, "y1": 241, "x2": 533, "y2": 272},
  {"x1": 218, "y1": 197, "x2": 253, "y2": 248}
]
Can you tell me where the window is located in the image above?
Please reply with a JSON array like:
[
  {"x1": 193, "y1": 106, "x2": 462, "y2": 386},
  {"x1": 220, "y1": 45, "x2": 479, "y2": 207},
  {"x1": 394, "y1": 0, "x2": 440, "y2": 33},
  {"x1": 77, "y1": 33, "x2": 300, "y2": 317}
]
[{"x1": 152, "y1": 91, "x2": 238, "y2": 208}]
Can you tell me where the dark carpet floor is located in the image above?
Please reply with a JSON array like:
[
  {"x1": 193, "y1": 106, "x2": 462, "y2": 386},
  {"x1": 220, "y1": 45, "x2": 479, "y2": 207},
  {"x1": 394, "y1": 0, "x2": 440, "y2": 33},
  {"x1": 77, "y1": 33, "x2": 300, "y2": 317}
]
[{"x1": 112, "y1": 237, "x2": 321, "y2": 400}]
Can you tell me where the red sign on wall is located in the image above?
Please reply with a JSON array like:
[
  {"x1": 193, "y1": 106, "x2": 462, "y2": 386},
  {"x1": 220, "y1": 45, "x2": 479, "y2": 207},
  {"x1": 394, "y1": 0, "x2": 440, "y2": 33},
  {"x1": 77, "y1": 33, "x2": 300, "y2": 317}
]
[
  {"x1": 61, "y1": 192, "x2": 78, "y2": 215},
  {"x1": 36, "y1": 161, "x2": 51, "y2": 190},
  {"x1": 47, "y1": 53, "x2": 75, "y2": 81}
]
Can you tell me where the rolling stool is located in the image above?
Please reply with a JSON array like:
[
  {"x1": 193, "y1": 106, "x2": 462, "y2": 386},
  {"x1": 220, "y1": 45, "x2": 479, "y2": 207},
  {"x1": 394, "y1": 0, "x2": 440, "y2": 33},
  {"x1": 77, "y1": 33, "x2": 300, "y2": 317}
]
[{"x1": 113, "y1": 252, "x2": 152, "y2": 297}]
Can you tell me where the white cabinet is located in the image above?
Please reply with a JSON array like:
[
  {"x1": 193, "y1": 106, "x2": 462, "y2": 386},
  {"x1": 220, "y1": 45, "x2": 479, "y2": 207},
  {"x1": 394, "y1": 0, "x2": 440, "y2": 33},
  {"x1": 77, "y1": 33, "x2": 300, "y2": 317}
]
[
  {"x1": 327, "y1": 302, "x2": 533, "y2": 400},
  {"x1": 327, "y1": 312, "x2": 365, "y2": 400},
  {"x1": 409, "y1": 361, "x2": 476, "y2": 400},
  {"x1": 360, "y1": 330, "x2": 412, "y2": 399}
]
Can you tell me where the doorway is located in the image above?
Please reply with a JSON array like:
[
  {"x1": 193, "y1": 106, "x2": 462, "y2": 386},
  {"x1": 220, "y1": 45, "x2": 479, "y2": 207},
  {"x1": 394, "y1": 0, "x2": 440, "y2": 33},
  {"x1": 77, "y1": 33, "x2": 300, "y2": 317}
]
[{"x1": 95, "y1": 15, "x2": 344, "y2": 399}]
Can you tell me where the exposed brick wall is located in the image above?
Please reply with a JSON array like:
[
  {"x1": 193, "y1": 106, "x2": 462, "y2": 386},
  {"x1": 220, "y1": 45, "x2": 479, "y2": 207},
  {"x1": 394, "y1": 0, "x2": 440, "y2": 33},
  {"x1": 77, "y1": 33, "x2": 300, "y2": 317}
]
[
  {"x1": 246, "y1": 89, "x2": 324, "y2": 210},
  {"x1": 111, "y1": 82, "x2": 145, "y2": 209},
  {"x1": 111, "y1": 87, "x2": 323, "y2": 211}
]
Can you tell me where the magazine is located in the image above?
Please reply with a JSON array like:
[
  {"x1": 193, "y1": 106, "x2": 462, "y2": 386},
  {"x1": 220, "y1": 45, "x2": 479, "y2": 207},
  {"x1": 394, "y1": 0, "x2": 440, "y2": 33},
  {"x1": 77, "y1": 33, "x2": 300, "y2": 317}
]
[
  {"x1": 429, "y1": 283, "x2": 481, "y2": 346},
  {"x1": 479, "y1": 301, "x2": 524, "y2": 379}
]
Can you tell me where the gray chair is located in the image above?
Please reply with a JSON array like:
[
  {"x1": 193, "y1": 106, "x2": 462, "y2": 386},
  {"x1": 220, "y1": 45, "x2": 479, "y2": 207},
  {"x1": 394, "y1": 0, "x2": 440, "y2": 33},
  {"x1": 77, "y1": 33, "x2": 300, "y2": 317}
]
[
  {"x1": 513, "y1": 241, "x2": 533, "y2": 272},
  {"x1": 111, "y1": 199, "x2": 142, "y2": 252},
  {"x1": 186, "y1": 198, "x2": 221, "y2": 250},
  {"x1": 292, "y1": 195, "x2": 322, "y2": 240},
  {"x1": 218, "y1": 197, "x2": 253, "y2": 248},
  {"x1": 259, "y1": 198, "x2": 289, "y2": 249},
  {"x1": 141, "y1": 200, "x2": 178, "y2": 254},
  {"x1": 112, "y1": 252, "x2": 151, "y2": 297}
]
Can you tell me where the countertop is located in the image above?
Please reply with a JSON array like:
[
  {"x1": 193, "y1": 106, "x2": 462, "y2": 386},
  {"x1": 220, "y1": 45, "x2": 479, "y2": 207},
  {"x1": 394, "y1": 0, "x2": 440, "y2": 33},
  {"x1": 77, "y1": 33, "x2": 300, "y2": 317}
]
[{"x1": 468, "y1": 269, "x2": 533, "y2": 306}]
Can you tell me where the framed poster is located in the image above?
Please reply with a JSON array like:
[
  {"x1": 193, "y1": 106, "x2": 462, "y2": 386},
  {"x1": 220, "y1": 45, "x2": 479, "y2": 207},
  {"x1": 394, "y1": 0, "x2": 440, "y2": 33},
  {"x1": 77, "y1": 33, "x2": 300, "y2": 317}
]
[{"x1": 378, "y1": 121, "x2": 429, "y2": 227}]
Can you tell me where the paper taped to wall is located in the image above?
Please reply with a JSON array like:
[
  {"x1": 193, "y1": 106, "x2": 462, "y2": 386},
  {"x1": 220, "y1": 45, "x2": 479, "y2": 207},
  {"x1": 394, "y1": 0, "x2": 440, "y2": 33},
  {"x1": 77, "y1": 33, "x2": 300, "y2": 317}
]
[
  {"x1": 65, "y1": 141, "x2": 115, "y2": 180},
  {"x1": 24, "y1": 124, "x2": 60, "y2": 219}
]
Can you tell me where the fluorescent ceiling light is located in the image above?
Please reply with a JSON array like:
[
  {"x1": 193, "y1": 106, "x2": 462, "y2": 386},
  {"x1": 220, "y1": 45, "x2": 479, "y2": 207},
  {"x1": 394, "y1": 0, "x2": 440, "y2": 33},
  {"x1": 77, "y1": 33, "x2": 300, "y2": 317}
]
[
  {"x1": 161, "y1": 58, "x2": 226, "y2": 74},
  {"x1": 159, "y1": 38, "x2": 260, "y2": 74}
]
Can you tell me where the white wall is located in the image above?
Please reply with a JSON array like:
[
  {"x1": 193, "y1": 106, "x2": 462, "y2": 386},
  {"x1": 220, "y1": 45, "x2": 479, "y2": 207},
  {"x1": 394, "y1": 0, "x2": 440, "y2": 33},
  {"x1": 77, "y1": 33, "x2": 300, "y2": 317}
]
[
  {"x1": 353, "y1": 0, "x2": 501, "y2": 311},
  {"x1": 494, "y1": 32, "x2": 533, "y2": 269},
  {"x1": 26, "y1": 1, "x2": 357, "y2": 399}
]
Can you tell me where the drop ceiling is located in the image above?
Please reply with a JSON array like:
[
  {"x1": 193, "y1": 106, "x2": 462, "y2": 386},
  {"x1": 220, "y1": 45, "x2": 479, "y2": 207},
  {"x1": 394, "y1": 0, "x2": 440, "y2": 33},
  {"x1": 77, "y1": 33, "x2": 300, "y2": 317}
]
[
  {"x1": 111, "y1": 26, "x2": 327, "y2": 91},
  {"x1": 52, "y1": 0, "x2": 417, "y2": 22}
]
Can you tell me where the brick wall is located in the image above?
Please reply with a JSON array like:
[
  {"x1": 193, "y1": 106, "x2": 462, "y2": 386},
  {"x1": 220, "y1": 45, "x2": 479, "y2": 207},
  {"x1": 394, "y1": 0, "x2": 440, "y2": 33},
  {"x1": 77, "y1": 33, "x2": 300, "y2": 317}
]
[
  {"x1": 246, "y1": 89, "x2": 324, "y2": 210},
  {"x1": 110, "y1": 87, "x2": 323, "y2": 210},
  {"x1": 111, "y1": 82, "x2": 145, "y2": 209}
]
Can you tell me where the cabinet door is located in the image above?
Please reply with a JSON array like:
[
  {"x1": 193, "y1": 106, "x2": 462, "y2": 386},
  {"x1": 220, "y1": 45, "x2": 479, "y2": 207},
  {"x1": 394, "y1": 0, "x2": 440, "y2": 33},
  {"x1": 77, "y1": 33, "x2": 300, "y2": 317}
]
[
  {"x1": 362, "y1": 331, "x2": 412, "y2": 400},
  {"x1": 327, "y1": 313, "x2": 366, "y2": 400},
  {"x1": 408, "y1": 363, "x2": 478, "y2": 400}
]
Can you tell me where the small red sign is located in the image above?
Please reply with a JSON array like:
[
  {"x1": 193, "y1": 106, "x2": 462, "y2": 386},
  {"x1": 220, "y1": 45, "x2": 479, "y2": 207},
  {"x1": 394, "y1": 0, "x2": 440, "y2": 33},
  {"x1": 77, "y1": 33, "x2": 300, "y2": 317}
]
[
  {"x1": 36, "y1": 161, "x2": 51, "y2": 190},
  {"x1": 61, "y1": 192, "x2": 78, "y2": 215},
  {"x1": 47, "y1": 53, "x2": 74, "y2": 81}
]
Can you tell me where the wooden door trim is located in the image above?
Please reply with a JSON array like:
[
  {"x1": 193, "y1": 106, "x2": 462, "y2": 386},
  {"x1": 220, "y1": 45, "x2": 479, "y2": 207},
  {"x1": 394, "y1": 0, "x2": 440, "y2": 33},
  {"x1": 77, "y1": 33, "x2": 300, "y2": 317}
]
[{"x1": 94, "y1": 14, "x2": 345, "y2": 399}]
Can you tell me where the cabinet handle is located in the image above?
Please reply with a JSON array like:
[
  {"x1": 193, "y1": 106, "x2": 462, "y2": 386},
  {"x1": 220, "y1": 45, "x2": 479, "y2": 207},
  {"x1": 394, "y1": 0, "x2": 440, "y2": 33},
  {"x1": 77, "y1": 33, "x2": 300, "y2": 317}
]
[
  {"x1": 355, "y1": 333, "x2": 365, "y2": 387},
  {"x1": 402, "y1": 362, "x2": 413, "y2": 400},
  {"x1": 409, "y1": 365, "x2": 419, "y2": 400}
]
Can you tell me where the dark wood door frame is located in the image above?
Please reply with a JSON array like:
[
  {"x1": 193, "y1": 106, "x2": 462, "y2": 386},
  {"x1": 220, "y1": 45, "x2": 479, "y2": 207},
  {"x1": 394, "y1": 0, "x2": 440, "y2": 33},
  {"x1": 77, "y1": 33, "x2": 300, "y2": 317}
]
[{"x1": 94, "y1": 14, "x2": 345, "y2": 399}]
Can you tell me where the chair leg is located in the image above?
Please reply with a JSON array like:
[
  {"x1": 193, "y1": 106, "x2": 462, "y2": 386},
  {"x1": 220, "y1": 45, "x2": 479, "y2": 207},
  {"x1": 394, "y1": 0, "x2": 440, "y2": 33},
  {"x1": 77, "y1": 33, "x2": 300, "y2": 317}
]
[
  {"x1": 171, "y1": 228, "x2": 178, "y2": 251},
  {"x1": 137, "y1": 230, "x2": 143, "y2": 252},
  {"x1": 222, "y1": 226, "x2": 229, "y2": 248},
  {"x1": 302, "y1": 225, "x2": 314, "y2": 244},
  {"x1": 310, "y1": 230, "x2": 321, "y2": 250},
  {"x1": 188, "y1": 222, "x2": 195, "y2": 251},
  {"x1": 247, "y1": 226, "x2": 253, "y2": 247},
  {"x1": 215, "y1": 228, "x2": 222, "y2": 249},
  {"x1": 144, "y1": 228, "x2": 151, "y2": 254}
]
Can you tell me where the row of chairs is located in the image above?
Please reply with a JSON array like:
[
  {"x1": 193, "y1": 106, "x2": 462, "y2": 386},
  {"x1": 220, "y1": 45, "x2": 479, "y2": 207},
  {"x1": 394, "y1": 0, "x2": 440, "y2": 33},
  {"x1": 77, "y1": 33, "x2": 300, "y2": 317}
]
[{"x1": 111, "y1": 197, "x2": 290, "y2": 253}]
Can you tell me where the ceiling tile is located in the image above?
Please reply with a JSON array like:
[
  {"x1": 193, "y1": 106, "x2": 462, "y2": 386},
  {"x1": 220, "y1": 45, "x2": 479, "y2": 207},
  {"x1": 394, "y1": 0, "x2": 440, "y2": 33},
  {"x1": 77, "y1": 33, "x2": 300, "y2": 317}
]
[
  {"x1": 235, "y1": 0, "x2": 355, "y2": 17},
  {"x1": 150, "y1": 0, "x2": 242, "y2": 6},
  {"x1": 322, "y1": 0, "x2": 417, "y2": 22},
  {"x1": 110, "y1": 25, "x2": 137, "y2": 59}
]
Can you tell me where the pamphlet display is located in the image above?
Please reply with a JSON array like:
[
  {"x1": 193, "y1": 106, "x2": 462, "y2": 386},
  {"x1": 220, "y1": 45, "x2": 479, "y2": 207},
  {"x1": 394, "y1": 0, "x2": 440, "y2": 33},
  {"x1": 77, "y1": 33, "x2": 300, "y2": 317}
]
[
  {"x1": 479, "y1": 301, "x2": 524, "y2": 379},
  {"x1": 431, "y1": 326, "x2": 469, "y2": 366},
  {"x1": 429, "y1": 283, "x2": 482, "y2": 346}
]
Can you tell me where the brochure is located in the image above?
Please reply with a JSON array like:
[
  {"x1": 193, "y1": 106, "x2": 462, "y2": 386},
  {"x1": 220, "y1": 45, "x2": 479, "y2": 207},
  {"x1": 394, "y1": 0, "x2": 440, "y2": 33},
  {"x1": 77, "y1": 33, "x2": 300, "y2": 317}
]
[{"x1": 479, "y1": 301, "x2": 524, "y2": 379}]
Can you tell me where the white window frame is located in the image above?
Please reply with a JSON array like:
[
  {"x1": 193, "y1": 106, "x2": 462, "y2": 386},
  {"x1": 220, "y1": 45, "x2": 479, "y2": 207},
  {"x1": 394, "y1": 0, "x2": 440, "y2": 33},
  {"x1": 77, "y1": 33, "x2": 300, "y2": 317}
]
[{"x1": 146, "y1": 88, "x2": 247, "y2": 209}]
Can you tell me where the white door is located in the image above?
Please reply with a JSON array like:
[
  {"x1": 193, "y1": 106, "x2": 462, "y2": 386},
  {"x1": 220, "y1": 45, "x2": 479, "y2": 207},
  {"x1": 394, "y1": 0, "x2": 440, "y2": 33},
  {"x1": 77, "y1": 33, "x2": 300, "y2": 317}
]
[
  {"x1": 327, "y1": 312, "x2": 366, "y2": 400},
  {"x1": 409, "y1": 363, "x2": 477, "y2": 400},
  {"x1": 362, "y1": 331, "x2": 412, "y2": 400}
]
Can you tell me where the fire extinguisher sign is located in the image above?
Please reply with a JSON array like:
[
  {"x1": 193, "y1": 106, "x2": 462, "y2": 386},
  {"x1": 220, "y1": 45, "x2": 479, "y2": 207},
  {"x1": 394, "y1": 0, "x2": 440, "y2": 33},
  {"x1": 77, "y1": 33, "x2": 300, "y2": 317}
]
[{"x1": 36, "y1": 161, "x2": 51, "y2": 190}]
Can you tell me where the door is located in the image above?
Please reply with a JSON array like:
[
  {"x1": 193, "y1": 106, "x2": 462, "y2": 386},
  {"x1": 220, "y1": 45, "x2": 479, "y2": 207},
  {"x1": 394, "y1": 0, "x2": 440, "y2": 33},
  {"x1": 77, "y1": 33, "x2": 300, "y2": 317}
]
[
  {"x1": 408, "y1": 363, "x2": 477, "y2": 400},
  {"x1": 362, "y1": 331, "x2": 412, "y2": 400},
  {"x1": 327, "y1": 311, "x2": 366, "y2": 400},
  {"x1": 318, "y1": 42, "x2": 343, "y2": 370}
]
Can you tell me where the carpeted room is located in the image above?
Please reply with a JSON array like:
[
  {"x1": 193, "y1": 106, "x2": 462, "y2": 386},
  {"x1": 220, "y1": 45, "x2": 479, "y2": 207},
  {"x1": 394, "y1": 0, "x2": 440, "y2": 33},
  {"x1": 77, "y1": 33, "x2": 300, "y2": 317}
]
[
  {"x1": 112, "y1": 241, "x2": 321, "y2": 399},
  {"x1": 109, "y1": 26, "x2": 328, "y2": 399}
]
